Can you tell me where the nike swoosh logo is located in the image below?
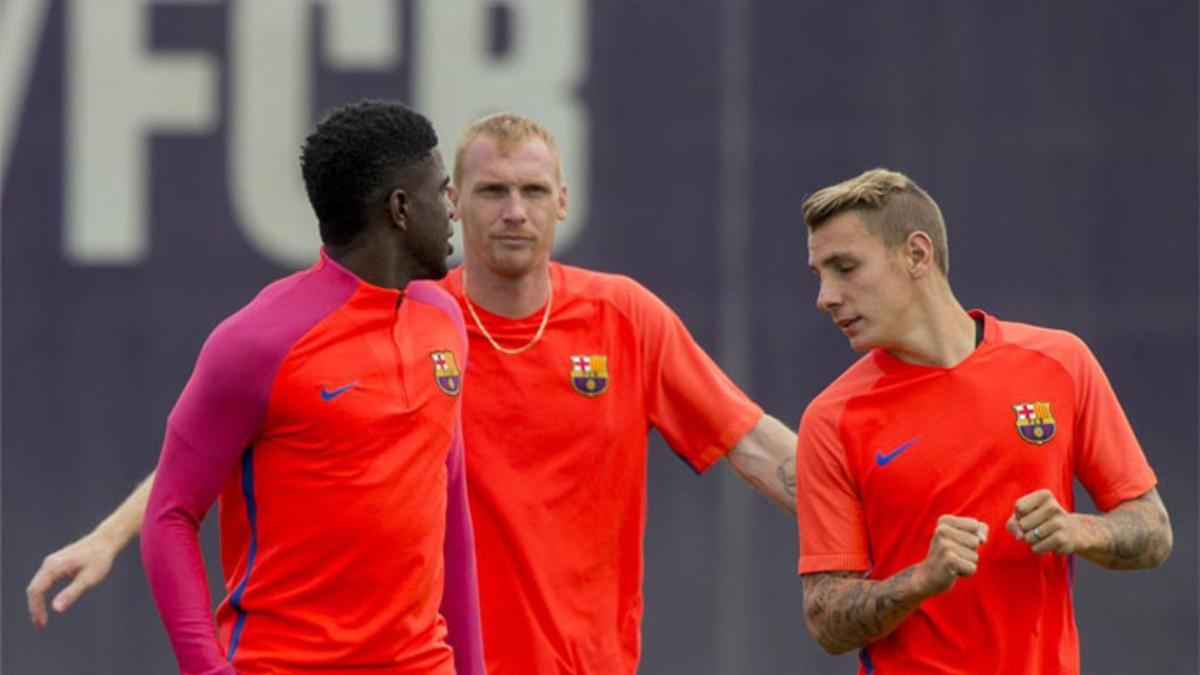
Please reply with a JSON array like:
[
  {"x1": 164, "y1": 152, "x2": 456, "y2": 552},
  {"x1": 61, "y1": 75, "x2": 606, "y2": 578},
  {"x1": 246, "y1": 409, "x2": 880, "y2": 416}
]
[
  {"x1": 875, "y1": 436, "x2": 920, "y2": 466},
  {"x1": 320, "y1": 381, "x2": 358, "y2": 401}
]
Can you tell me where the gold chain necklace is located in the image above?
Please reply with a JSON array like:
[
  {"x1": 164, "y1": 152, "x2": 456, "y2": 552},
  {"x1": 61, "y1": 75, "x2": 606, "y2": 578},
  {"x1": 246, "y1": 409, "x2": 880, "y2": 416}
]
[{"x1": 461, "y1": 270, "x2": 553, "y2": 355}]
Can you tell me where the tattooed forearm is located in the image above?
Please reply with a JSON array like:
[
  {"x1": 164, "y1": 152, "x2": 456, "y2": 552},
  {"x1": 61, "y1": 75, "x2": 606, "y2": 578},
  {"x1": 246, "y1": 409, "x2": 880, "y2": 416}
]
[
  {"x1": 1079, "y1": 489, "x2": 1172, "y2": 570},
  {"x1": 725, "y1": 414, "x2": 798, "y2": 514},
  {"x1": 776, "y1": 456, "x2": 796, "y2": 499},
  {"x1": 801, "y1": 569, "x2": 928, "y2": 655}
]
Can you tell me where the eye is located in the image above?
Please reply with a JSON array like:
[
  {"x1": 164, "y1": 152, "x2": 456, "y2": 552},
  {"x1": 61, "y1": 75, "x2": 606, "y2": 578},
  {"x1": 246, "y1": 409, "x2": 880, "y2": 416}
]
[
  {"x1": 836, "y1": 263, "x2": 857, "y2": 275},
  {"x1": 523, "y1": 185, "x2": 550, "y2": 197}
]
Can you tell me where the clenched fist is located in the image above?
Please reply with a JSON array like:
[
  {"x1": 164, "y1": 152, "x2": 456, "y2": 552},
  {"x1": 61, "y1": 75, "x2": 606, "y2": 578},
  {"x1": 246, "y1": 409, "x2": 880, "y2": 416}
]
[
  {"x1": 1006, "y1": 489, "x2": 1085, "y2": 555},
  {"x1": 914, "y1": 515, "x2": 988, "y2": 596}
]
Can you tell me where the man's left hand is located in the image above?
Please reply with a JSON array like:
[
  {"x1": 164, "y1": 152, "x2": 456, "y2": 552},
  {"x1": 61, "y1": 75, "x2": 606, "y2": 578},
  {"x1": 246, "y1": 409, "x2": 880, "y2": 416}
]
[{"x1": 1005, "y1": 489, "x2": 1089, "y2": 555}]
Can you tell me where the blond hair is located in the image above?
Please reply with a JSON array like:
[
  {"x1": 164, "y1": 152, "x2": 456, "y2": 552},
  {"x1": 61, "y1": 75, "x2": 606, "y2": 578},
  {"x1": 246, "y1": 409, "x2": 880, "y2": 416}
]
[
  {"x1": 802, "y1": 168, "x2": 950, "y2": 275},
  {"x1": 453, "y1": 112, "x2": 562, "y2": 187}
]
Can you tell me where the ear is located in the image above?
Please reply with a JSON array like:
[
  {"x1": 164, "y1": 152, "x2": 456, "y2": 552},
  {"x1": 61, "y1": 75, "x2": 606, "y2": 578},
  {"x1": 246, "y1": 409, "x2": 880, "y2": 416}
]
[
  {"x1": 388, "y1": 189, "x2": 410, "y2": 231},
  {"x1": 556, "y1": 183, "x2": 569, "y2": 221},
  {"x1": 447, "y1": 184, "x2": 461, "y2": 221},
  {"x1": 904, "y1": 230, "x2": 935, "y2": 279}
]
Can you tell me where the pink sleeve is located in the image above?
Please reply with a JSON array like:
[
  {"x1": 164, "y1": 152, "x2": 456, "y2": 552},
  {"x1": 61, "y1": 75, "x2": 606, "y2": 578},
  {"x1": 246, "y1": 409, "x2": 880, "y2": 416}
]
[
  {"x1": 409, "y1": 280, "x2": 485, "y2": 673},
  {"x1": 440, "y1": 411, "x2": 486, "y2": 674},
  {"x1": 141, "y1": 320, "x2": 277, "y2": 675}
]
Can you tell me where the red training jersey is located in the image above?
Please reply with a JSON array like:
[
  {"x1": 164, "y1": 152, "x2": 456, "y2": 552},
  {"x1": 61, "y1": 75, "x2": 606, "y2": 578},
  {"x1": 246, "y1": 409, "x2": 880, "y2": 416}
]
[
  {"x1": 142, "y1": 252, "x2": 483, "y2": 674},
  {"x1": 439, "y1": 263, "x2": 762, "y2": 675},
  {"x1": 795, "y1": 311, "x2": 1157, "y2": 674}
]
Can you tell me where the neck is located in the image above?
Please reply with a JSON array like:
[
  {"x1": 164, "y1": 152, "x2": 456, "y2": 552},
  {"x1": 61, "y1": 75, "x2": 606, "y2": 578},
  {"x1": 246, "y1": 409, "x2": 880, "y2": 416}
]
[
  {"x1": 884, "y1": 282, "x2": 976, "y2": 368},
  {"x1": 462, "y1": 257, "x2": 552, "y2": 318},
  {"x1": 327, "y1": 232, "x2": 417, "y2": 291}
]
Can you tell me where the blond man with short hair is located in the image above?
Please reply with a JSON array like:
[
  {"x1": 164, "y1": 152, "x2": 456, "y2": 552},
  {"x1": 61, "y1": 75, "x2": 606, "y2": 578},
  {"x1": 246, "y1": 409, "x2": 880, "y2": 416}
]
[{"x1": 795, "y1": 168, "x2": 1172, "y2": 673}]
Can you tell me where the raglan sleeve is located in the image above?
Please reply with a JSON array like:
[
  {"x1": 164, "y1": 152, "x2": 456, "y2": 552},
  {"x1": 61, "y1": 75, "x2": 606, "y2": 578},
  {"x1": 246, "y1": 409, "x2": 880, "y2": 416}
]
[
  {"x1": 632, "y1": 282, "x2": 763, "y2": 473},
  {"x1": 1067, "y1": 336, "x2": 1157, "y2": 512},
  {"x1": 795, "y1": 403, "x2": 871, "y2": 574},
  {"x1": 140, "y1": 322, "x2": 273, "y2": 675},
  {"x1": 402, "y1": 279, "x2": 485, "y2": 670},
  {"x1": 439, "y1": 338, "x2": 485, "y2": 674}
]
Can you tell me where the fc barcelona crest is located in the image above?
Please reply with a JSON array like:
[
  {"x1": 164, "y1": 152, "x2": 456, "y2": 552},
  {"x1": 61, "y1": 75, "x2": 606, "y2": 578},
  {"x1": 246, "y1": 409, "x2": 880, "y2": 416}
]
[
  {"x1": 570, "y1": 354, "x2": 609, "y2": 397},
  {"x1": 1012, "y1": 401, "x2": 1056, "y2": 445},
  {"x1": 430, "y1": 351, "x2": 462, "y2": 396}
]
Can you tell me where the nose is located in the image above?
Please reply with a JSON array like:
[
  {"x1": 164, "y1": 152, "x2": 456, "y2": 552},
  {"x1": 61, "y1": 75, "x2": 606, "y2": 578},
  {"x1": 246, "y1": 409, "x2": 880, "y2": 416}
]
[
  {"x1": 500, "y1": 192, "x2": 527, "y2": 224},
  {"x1": 815, "y1": 279, "x2": 840, "y2": 313}
]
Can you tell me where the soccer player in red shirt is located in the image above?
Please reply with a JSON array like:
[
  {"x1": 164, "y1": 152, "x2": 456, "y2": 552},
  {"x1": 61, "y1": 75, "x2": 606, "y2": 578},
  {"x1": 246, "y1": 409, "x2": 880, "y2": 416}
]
[
  {"x1": 437, "y1": 113, "x2": 796, "y2": 673},
  {"x1": 795, "y1": 168, "x2": 1173, "y2": 673},
  {"x1": 140, "y1": 101, "x2": 485, "y2": 674},
  {"x1": 28, "y1": 112, "x2": 797, "y2": 674}
]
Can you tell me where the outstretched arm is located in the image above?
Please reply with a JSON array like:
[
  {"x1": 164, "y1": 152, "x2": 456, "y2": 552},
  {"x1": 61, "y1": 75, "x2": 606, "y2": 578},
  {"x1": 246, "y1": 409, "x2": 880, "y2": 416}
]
[
  {"x1": 1007, "y1": 487, "x2": 1172, "y2": 570},
  {"x1": 725, "y1": 414, "x2": 797, "y2": 514},
  {"x1": 802, "y1": 516, "x2": 988, "y2": 655},
  {"x1": 27, "y1": 472, "x2": 154, "y2": 628}
]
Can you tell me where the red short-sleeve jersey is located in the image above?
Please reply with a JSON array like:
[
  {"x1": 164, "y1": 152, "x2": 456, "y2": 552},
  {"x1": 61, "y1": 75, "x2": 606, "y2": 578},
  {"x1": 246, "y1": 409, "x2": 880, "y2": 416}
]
[
  {"x1": 795, "y1": 311, "x2": 1156, "y2": 674},
  {"x1": 439, "y1": 263, "x2": 762, "y2": 675}
]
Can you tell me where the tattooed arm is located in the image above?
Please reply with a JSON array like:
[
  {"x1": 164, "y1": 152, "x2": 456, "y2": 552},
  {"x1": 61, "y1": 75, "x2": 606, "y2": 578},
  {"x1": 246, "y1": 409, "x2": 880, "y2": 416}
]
[
  {"x1": 802, "y1": 515, "x2": 989, "y2": 655},
  {"x1": 725, "y1": 414, "x2": 797, "y2": 513},
  {"x1": 1006, "y1": 487, "x2": 1172, "y2": 569}
]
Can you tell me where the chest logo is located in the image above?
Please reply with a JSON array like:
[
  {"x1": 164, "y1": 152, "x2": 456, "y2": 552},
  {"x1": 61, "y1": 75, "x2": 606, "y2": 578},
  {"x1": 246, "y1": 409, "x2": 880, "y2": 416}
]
[
  {"x1": 430, "y1": 351, "x2": 462, "y2": 396},
  {"x1": 1013, "y1": 401, "x2": 1056, "y2": 444},
  {"x1": 875, "y1": 436, "x2": 920, "y2": 467},
  {"x1": 320, "y1": 381, "x2": 358, "y2": 401},
  {"x1": 570, "y1": 354, "x2": 609, "y2": 397}
]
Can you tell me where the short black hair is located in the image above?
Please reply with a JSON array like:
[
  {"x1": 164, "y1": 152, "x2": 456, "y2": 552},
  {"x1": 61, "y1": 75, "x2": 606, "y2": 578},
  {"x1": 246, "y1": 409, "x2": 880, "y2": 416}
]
[{"x1": 300, "y1": 100, "x2": 438, "y2": 247}]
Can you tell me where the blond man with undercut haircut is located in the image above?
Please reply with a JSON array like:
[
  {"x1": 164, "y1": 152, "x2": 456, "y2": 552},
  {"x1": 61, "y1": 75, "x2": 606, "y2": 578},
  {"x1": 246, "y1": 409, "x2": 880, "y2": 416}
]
[{"x1": 795, "y1": 167, "x2": 1171, "y2": 673}]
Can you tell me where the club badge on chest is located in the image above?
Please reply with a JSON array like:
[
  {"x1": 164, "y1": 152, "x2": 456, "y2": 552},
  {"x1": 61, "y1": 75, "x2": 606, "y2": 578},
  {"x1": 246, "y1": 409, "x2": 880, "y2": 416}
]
[
  {"x1": 431, "y1": 351, "x2": 462, "y2": 396},
  {"x1": 570, "y1": 354, "x2": 609, "y2": 397},
  {"x1": 1013, "y1": 401, "x2": 1056, "y2": 444}
]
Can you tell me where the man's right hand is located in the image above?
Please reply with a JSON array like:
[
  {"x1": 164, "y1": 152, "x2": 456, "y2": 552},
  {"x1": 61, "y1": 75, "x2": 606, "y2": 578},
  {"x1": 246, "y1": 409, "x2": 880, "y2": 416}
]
[
  {"x1": 914, "y1": 515, "x2": 988, "y2": 596},
  {"x1": 27, "y1": 530, "x2": 120, "y2": 629}
]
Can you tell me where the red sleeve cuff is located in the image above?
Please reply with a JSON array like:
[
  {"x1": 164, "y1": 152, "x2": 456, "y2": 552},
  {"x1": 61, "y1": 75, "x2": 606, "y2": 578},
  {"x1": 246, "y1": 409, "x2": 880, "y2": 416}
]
[{"x1": 798, "y1": 553, "x2": 872, "y2": 575}]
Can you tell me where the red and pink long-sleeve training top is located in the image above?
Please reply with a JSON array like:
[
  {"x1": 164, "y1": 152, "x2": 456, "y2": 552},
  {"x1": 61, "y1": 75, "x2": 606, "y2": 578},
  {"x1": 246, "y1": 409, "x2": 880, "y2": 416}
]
[{"x1": 141, "y1": 251, "x2": 484, "y2": 675}]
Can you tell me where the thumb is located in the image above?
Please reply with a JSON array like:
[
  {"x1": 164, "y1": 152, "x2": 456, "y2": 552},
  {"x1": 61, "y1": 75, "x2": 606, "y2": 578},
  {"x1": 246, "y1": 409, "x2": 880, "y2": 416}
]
[
  {"x1": 51, "y1": 576, "x2": 93, "y2": 614},
  {"x1": 1005, "y1": 513, "x2": 1021, "y2": 539}
]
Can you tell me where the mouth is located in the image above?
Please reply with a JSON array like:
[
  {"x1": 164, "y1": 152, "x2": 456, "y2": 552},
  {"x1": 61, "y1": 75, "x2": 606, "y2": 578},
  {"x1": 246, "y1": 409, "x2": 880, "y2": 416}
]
[
  {"x1": 835, "y1": 317, "x2": 862, "y2": 334},
  {"x1": 492, "y1": 234, "x2": 534, "y2": 247}
]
